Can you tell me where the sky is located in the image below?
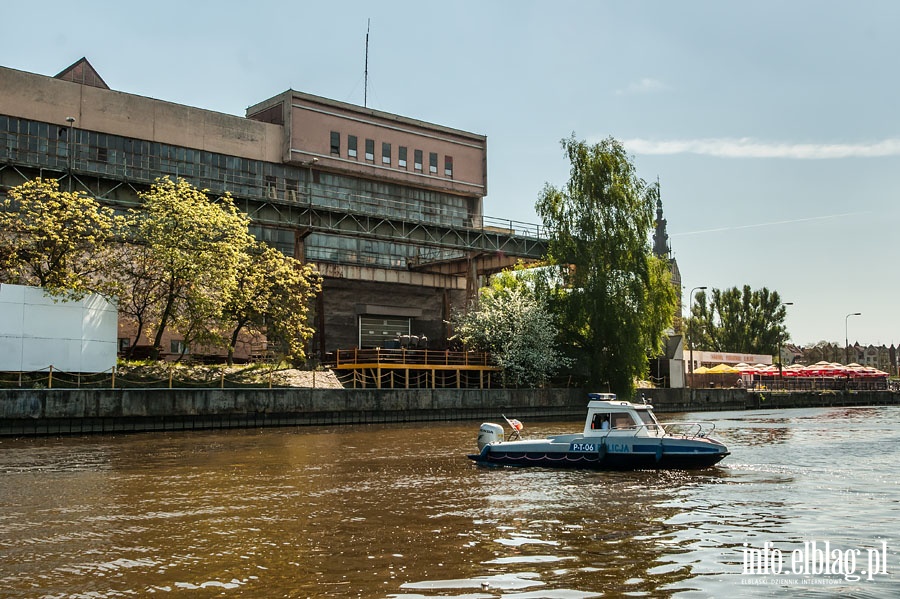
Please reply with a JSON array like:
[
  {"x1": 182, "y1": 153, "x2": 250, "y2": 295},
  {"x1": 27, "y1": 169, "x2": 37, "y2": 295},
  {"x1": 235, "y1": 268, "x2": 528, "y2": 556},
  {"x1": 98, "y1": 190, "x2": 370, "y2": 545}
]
[{"x1": 4, "y1": 0, "x2": 899, "y2": 348}]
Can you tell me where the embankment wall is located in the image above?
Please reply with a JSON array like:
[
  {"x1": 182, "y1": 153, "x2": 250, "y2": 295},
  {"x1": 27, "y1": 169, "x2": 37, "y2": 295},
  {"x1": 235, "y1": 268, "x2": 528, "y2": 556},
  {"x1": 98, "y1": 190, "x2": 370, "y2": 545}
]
[
  {"x1": 1, "y1": 387, "x2": 898, "y2": 436},
  {"x1": 0, "y1": 387, "x2": 587, "y2": 436},
  {"x1": 640, "y1": 388, "x2": 900, "y2": 412}
]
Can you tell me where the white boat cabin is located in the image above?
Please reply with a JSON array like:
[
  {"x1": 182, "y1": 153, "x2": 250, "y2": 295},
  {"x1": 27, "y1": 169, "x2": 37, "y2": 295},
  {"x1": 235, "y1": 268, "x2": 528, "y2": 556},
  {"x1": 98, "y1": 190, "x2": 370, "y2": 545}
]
[{"x1": 582, "y1": 394, "x2": 664, "y2": 438}]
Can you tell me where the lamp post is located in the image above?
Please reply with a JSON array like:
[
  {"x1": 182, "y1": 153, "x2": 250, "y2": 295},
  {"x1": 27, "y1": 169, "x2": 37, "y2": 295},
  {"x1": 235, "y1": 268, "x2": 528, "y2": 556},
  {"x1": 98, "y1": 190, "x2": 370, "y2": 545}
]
[
  {"x1": 65, "y1": 117, "x2": 75, "y2": 191},
  {"x1": 688, "y1": 286, "x2": 707, "y2": 388},
  {"x1": 845, "y1": 312, "x2": 861, "y2": 364}
]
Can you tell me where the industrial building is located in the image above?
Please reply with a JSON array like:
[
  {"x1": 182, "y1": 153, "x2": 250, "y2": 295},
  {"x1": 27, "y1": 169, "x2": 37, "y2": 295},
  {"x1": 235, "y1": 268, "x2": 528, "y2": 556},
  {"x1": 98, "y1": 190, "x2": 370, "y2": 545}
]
[{"x1": 0, "y1": 58, "x2": 545, "y2": 363}]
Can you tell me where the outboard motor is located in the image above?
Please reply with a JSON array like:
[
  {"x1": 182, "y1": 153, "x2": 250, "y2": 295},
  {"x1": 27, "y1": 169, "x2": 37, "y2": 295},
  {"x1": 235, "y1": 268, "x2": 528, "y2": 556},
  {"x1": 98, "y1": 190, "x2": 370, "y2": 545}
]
[{"x1": 477, "y1": 423, "x2": 504, "y2": 450}]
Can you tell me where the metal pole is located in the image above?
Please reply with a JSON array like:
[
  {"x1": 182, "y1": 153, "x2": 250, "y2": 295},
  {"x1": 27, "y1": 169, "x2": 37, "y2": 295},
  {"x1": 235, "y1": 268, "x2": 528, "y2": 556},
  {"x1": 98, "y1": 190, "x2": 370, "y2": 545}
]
[
  {"x1": 65, "y1": 117, "x2": 75, "y2": 191},
  {"x1": 778, "y1": 302, "x2": 793, "y2": 387}
]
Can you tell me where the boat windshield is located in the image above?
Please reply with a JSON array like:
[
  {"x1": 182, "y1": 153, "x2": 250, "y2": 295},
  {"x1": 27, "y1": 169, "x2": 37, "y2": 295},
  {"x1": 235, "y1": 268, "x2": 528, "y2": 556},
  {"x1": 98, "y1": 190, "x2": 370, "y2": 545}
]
[{"x1": 636, "y1": 409, "x2": 660, "y2": 431}]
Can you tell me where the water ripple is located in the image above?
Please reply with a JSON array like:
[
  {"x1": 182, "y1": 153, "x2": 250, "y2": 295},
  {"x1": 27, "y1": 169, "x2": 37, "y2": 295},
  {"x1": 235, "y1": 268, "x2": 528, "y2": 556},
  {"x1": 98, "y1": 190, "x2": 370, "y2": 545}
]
[{"x1": 0, "y1": 413, "x2": 898, "y2": 596}]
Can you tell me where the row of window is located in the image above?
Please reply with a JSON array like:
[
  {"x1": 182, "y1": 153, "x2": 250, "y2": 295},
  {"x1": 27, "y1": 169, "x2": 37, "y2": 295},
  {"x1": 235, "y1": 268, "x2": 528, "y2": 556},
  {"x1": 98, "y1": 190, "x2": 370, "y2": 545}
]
[
  {"x1": 329, "y1": 131, "x2": 453, "y2": 177},
  {"x1": 0, "y1": 116, "x2": 472, "y2": 229},
  {"x1": 1, "y1": 116, "x2": 478, "y2": 272}
]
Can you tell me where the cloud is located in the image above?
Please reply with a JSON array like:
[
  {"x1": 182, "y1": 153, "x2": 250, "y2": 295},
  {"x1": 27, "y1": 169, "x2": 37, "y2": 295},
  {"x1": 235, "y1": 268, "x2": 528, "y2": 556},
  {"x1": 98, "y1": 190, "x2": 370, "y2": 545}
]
[
  {"x1": 622, "y1": 137, "x2": 900, "y2": 159},
  {"x1": 615, "y1": 78, "x2": 669, "y2": 95}
]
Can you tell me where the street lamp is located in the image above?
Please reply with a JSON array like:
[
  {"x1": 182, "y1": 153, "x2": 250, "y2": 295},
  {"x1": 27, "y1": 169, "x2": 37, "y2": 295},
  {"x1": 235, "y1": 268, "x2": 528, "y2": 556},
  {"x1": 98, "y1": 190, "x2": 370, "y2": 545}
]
[
  {"x1": 845, "y1": 312, "x2": 861, "y2": 364},
  {"x1": 65, "y1": 117, "x2": 75, "y2": 191},
  {"x1": 688, "y1": 286, "x2": 707, "y2": 388}
]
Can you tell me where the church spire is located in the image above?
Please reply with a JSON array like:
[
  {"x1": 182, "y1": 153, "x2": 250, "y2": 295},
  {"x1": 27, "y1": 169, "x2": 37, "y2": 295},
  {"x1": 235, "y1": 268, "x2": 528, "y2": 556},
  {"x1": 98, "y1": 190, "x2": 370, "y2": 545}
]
[{"x1": 652, "y1": 180, "x2": 670, "y2": 258}]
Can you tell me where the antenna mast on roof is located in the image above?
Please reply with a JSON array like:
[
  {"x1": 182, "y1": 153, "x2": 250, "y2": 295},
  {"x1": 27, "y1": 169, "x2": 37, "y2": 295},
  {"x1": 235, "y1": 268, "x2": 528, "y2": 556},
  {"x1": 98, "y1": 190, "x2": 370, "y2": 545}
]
[{"x1": 364, "y1": 18, "x2": 370, "y2": 108}]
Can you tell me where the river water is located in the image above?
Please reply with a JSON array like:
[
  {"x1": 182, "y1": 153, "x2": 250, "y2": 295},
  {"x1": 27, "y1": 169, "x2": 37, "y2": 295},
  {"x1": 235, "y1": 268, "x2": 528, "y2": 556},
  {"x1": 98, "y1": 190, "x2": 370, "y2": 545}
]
[{"x1": 1, "y1": 406, "x2": 898, "y2": 598}]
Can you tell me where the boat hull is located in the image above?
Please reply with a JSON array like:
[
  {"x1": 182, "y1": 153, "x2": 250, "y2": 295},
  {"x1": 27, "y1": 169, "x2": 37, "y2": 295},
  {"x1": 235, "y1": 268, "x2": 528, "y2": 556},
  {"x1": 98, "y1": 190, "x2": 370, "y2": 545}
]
[
  {"x1": 468, "y1": 438, "x2": 729, "y2": 470},
  {"x1": 468, "y1": 396, "x2": 730, "y2": 470}
]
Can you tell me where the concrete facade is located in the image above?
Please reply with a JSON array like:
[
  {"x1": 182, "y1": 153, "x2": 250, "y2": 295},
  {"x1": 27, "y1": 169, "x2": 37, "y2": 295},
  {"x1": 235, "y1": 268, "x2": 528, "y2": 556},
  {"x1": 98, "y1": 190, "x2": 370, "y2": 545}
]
[
  {"x1": 0, "y1": 59, "x2": 538, "y2": 360},
  {"x1": 248, "y1": 91, "x2": 487, "y2": 200},
  {"x1": 0, "y1": 64, "x2": 284, "y2": 163}
]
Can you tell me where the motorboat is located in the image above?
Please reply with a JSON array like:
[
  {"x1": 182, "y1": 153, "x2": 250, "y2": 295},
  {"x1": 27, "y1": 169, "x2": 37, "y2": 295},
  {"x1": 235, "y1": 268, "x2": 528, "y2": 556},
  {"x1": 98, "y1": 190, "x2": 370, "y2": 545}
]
[{"x1": 467, "y1": 393, "x2": 729, "y2": 470}]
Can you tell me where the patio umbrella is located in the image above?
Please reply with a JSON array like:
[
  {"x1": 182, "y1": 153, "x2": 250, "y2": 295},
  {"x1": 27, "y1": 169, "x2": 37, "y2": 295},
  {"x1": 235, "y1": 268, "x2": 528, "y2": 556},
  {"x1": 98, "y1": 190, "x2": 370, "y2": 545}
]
[{"x1": 783, "y1": 364, "x2": 805, "y2": 377}]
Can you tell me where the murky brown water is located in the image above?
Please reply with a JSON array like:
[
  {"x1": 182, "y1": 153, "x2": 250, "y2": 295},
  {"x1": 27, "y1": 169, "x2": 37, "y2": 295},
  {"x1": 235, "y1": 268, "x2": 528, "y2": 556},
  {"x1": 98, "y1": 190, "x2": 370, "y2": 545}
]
[{"x1": 1, "y1": 407, "x2": 899, "y2": 597}]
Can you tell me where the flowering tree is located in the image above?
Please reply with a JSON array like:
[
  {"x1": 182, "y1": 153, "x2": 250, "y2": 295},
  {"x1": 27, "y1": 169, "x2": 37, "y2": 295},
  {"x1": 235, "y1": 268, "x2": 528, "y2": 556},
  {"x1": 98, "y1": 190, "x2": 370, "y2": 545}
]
[
  {"x1": 219, "y1": 241, "x2": 322, "y2": 365},
  {"x1": 0, "y1": 178, "x2": 119, "y2": 298},
  {"x1": 124, "y1": 178, "x2": 253, "y2": 359},
  {"x1": 453, "y1": 269, "x2": 568, "y2": 387}
]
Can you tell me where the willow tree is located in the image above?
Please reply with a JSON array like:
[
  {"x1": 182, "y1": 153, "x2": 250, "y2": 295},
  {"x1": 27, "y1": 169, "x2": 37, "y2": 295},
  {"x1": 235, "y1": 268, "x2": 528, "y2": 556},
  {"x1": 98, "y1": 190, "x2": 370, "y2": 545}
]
[
  {"x1": 124, "y1": 177, "x2": 253, "y2": 358},
  {"x1": 536, "y1": 136, "x2": 677, "y2": 396},
  {"x1": 0, "y1": 178, "x2": 119, "y2": 298}
]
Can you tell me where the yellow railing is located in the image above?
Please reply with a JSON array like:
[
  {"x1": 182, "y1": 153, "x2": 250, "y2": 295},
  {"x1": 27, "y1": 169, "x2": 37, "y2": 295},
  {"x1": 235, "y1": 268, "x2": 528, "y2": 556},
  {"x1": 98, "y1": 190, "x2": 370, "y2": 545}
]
[{"x1": 330, "y1": 348, "x2": 496, "y2": 368}]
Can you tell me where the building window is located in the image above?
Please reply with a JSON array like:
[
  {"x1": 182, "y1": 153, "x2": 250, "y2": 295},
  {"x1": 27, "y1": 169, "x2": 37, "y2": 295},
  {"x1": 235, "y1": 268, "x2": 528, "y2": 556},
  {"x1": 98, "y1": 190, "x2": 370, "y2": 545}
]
[
  {"x1": 365, "y1": 139, "x2": 375, "y2": 161},
  {"x1": 170, "y1": 340, "x2": 189, "y2": 355},
  {"x1": 285, "y1": 178, "x2": 299, "y2": 202},
  {"x1": 398, "y1": 146, "x2": 407, "y2": 168},
  {"x1": 429, "y1": 152, "x2": 438, "y2": 174},
  {"x1": 330, "y1": 131, "x2": 340, "y2": 156},
  {"x1": 348, "y1": 135, "x2": 358, "y2": 158},
  {"x1": 264, "y1": 175, "x2": 277, "y2": 199},
  {"x1": 382, "y1": 142, "x2": 391, "y2": 165},
  {"x1": 444, "y1": 155, "x2": 453, "y2": 177},
  {"x1": 414, "y1": 149, "x2": 423, "y2": 172},
  {"x1": 118, "y1": 337, "x2": 130, "y2": 352}
]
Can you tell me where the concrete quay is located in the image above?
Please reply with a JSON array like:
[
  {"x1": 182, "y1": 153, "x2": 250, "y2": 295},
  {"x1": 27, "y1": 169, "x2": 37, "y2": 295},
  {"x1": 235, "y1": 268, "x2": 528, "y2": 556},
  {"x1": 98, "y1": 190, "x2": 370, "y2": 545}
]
[
  {"x1": 1, "y1": 387, "x2": 898, "y2": 436},
  {"x1": 0, "y1": 387, "x2": 587, "y2": 437},
  {"x1": 642, "y1": 388, "x2": 900, "y2": 412}
]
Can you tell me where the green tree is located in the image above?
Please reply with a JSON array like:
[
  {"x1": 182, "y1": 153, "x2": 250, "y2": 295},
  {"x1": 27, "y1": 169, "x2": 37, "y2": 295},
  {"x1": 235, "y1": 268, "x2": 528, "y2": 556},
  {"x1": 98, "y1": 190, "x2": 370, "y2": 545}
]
[
  {"x1": 452, "y1": 267, "x2": 568, "y2": 387},
  {"x1": 535, "y1": 136, "x2": 677, "y2": 396},
  {"x1": 0, "y1": 178, "x2": 119, "y2": 297},
  {"x1": 219, "y1": 241, "x2": 322, "y2": 365},
  {"x1": 688, "y1": 286, "x2": 789, "y2": 355},
  {"x1": 125, "y1": 177, "x2": 253, "y2": 359}
]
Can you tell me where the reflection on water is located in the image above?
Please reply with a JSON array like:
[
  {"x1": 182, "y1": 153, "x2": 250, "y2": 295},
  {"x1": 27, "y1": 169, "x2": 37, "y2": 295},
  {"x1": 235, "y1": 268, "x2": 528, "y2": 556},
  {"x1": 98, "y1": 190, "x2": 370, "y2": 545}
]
[{"x1": 0, "y1": 407, "x2": 899, "y2": 597}]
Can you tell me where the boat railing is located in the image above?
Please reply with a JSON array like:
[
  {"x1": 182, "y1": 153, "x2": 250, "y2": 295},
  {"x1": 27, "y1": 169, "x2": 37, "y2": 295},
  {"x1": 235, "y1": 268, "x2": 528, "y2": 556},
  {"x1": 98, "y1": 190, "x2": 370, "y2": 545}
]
[
  {"x1": 659, "y1": 421, "x2": 717, "y2": 440},
  {"x1": 587, "y1": 423, "x2": 664, "y2": 438},
  {"x1": 585, "y1": 421, "x2": 716, "y2": 440}
]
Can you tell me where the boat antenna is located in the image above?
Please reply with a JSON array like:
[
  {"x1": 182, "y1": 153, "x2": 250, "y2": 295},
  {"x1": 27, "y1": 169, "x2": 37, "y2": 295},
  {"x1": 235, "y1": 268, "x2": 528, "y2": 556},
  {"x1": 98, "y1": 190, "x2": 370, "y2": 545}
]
[{"x1": 364, "y1": 18, "x2": 370, "y2": 108}]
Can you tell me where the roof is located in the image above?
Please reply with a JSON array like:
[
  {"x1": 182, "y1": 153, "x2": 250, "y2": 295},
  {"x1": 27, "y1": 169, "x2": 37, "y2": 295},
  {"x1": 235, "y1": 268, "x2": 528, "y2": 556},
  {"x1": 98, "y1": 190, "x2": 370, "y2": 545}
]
[{"x1": 54, "y1": 57, "x2": 109, "y2": 90}]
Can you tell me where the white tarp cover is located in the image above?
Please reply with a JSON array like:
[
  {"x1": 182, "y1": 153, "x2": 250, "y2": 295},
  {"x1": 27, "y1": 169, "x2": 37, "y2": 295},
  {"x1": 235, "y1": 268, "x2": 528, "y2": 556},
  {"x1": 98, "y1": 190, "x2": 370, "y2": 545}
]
[{"x1": 0, "y1": 284, "x2": 117, "y2": 372}]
